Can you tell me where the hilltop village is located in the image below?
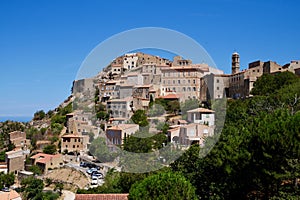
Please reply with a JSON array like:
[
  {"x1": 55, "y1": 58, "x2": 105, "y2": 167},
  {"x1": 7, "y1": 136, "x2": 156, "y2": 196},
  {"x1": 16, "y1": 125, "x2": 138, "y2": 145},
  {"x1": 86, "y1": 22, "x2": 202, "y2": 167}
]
[
  {"x1": 68, "y1": 51, "x2": 300, "y2": 154},
  {"x1": 1, "y1": 52, "x2": 300, "y2": 199}
]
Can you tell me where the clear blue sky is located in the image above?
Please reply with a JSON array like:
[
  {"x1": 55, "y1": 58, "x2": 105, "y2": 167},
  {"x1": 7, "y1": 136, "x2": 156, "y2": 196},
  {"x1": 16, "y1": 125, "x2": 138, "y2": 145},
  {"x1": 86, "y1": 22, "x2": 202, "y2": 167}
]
[{"x1": 0, "y1": 0, "x2": 299, "y2": 117}]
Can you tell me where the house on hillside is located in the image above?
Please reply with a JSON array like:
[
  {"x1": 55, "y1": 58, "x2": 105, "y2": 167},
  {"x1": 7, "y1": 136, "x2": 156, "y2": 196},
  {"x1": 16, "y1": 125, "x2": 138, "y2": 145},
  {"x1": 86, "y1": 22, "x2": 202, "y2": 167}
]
[
  {"x1": 9, "y1": 131, "x2": 30, "y2": 150},
  {"x1": 106, "y1": 97, "x2": 133, "y2": 119},
  {"x1": 167, "y1": 127, "x2": 180, "y2": 143},
  {"x1": 179, "y1": 124, "x2": 213, "y2": 146},
  {"x1": 30, "y1": 153, "x2": 63, "y2": 173},
  {"x1": 187, "y1": 108, "x2": 215, "y2": 126},
  {"x1": 61, "y1": 134, "x2": 88, "y2": 153},
  {"x1": 5, "y1": 149, "x2": 25, "y2": 174},
  {"x1": 106, "y1": 124, "x2": 139, "y2": 150}
]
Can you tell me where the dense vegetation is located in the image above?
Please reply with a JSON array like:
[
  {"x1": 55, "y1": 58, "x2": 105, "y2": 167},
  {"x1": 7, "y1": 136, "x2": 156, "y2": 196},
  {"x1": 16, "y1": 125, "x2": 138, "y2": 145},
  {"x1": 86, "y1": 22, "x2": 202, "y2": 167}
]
[
  {"x1": 78, "y1": 72, "x2": 300, "y2": 199},
  {"x1": 20, "y1": 177, "x2": 60, "y2": 200},
  {"x1": 0, "y1": 172, "x2": 15, "y2": 189},
  {"x1": 129, "y1": 172, "x2": 197, "y2": 200}
]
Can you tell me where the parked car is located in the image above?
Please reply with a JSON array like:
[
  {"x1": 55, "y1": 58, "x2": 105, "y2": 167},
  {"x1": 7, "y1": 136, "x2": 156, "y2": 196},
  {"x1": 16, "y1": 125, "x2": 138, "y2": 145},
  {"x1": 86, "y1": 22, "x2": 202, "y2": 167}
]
[
  {"x1": 91, "y1": 176, "x2": 98, "y2": 185},
  {"x1": 2, "y1": 187, "x2": 10, "y2": 192},
  {"x1": 91, "y1": 171, "x2": 103, "y2": 179},
  {"x1": 95, "y1": 165, "x2": 101, "y2": 170},
  {"x1": 80, "y1": 162, "x2": 88, "y2": 167},
  {"x1": 86, "y1": 168, "x2": 97, "y2": 174}
]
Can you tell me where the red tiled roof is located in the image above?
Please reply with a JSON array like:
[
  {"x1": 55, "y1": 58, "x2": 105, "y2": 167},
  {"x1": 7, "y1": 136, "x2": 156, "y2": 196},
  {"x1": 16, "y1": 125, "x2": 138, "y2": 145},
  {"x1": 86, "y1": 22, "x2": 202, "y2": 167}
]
[
  {"x1": 107, "y1": 124, "x2": 138, "y2": 131},
  {"x1": 31, "y1": 153, "x2": 62, "y2": 164},
  {"x1": 75, "y1": 194, "x2": 128, "y2": 200},
  {"x1": 186, "y1": 108, "x2": 214, "y2": 113},
  {"x1": 0, "y1": 190, "x2": 21, "y2": 199},
  {"x1": 62, "y1": 134, "x2": 83, "y2": 138},
  {"x1": 159, "y1": 94, "x2": 181, "y2": 99},
  {"x1": 134, "y1": 84, "x2": 152, "y2": 88}
]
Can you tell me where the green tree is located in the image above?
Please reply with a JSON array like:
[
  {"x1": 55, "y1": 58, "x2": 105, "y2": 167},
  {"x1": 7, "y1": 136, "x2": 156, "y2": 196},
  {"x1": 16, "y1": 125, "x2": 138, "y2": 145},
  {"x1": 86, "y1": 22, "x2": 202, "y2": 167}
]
[
  {"x1": 51, "y1": 115, "x2": 66, "y2": 126},
  {"x1": 180, "y1": 99, "x2": 200, "y2": 119},
  {"x1": 28, "y1": 165, "x2": 42, "y2": 175},
  {"x1": 129, "y1": 172, "x2": 197, "y2": 200},
  {"x1": 51, "y1": 123, "x2": 63, "y2": 135},
  {"x1": 94, "y1": 87, "x2": 100, "y2": 103},
  {"x1": 46, "y1": 110, "x2": 54, "y2": 118},
  {"x1": 131, "y1": 110, "x2": 149, "y2": 127},
  {"x1": 57, "y1": 102, "x2": 73, "y2": 116},
  {"x1": 167, "y1": 100, "x2": 180, "y2": 115},
  {"x1": 54, "y1": 182, "x2": 64, "y2": 195},
  {"x1": 96, "y1": 111, "x2": 110, "y2": 121},
  {"x1": 156, "y1": 122, "x2": 169, "y2": 134},
  {"x1": 33, "y1": 110, "x2": 46, "y2": 120},
  {"x1": 21, "y1": 177, "x2": 44, "y2": 200},
  {"x1": 148, "y1": 104, "x2": 165, "y2": 117},
  {"x1": 251, "y1": 71, "x2": 299, "y2": 96},
  {"x1": 0, "y1": 151, "x2": 5, "y2": 162},
  {"x1": 123, "y1": 131, "x2": 153, "y2": 153},
  {"x1": 0, "y1": 172, "x2": 15, "y2": 189},
  {"x1": 45, "y1": 178, "x2": 52, "y2": 187},
  {"x1": 89, "y1": 137, "x2": 117, "y2": 162},
  {"x1": 42, "y1": 191, "x2": 59, "y2": 200},
  {"x1": 43, "y1": 144, "x2": 57, "y2": 154},
  {"x1": 87, "y1": 132, "x2": 95, "y2": 143},
  {"x1": 149, "y1": 95, "x2": 154, "y2": 108}
]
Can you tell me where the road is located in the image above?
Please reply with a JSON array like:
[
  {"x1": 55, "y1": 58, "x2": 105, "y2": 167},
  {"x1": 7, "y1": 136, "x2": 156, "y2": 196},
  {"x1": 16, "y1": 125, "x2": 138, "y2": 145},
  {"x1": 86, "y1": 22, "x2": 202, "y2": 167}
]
[{"x1": 62, "y1": 190, "x2": 75, "y2": 200}]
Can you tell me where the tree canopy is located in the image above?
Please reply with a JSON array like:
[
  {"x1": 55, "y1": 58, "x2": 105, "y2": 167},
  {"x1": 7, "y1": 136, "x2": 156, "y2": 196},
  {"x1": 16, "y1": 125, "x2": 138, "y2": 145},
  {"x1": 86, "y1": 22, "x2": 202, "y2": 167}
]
[
  {"x1": 89, "y1": 137, "x2": 117, "y2": 162},
  {"x1": 43, "y1": 144, "x2": 57, "y2": 155},
  {"x1": 130, "y1": 110, "x2": 149, "y2": 127},
  {"x1": 129, "y1": 172, "x2": 197, "y2": 200}
]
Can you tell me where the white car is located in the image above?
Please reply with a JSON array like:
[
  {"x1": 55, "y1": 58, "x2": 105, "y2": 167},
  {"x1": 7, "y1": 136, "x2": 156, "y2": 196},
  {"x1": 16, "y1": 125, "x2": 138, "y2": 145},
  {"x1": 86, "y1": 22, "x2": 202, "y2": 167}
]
[
  {"x1": 91, "y1": 176, "x2": 98, "y2": 185},
  {"x1": 86, "y1": 168, "x2": 97, "y2": 175}
]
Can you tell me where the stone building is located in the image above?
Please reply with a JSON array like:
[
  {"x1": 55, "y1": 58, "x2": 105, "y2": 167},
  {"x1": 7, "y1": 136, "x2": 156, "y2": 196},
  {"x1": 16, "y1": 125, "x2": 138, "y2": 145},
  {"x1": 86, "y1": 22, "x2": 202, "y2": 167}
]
[
  {"x1": 30, "y1": 153, "x2": 63, "y2": 173},
  {"x1": 9, "y1": 131, "x2": 30, "y2": 150},
  {"x1": 160, "y1": 65, "x2": 204, "y2": 101},
  {"x1": 187, "y1": 108, "x2": 215, "y2": 126},
  {"x1": 119, "y1": 84, "x2": 134, "y2": 99},
  {"x1": 106, "y1": 97, "x2": 133, "y2": 119},
  {"x1": 106, "y1": 124, "x2": 139, "y2": 146},
  {"x1": 167, "y1": 127, "x2": 180, "y2": 143},
  {"x1": 231, "y1": 52, "x2": 240, "y2": 74},
  {"x1": 200, "y1": 74, "x2": 230, "y2": 101},
  {"x1": 201, "y1": 52, "x2": 292, "y2": 101},
  {"x1": 35, "y1": 140, "x2": 51, "y2": 152},
  {"x1": 179, "y1": 124, "x2": 213, "y2": 146},
  {"x1": 61, "y1": 134, "x2": 88, "y2": 153},
  {"x1": 283, "y1": 60, "x2": 300, "y2": 74},
  {"x1": 102, "y1": 80, "x2": 120, "y2": 100},
  {"x1": 5, "y1": 149, "x2": 25, "y2": 174}
]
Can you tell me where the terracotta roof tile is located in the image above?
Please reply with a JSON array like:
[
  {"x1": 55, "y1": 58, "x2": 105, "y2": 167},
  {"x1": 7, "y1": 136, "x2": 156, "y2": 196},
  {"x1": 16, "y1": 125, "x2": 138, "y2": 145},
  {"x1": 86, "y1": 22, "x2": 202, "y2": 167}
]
[
  {"x1": 62, "y1": 134, "x2": 83, "y2": 138},
  {"x1": 75, "y1": 194, "x2": 128, "y2": 200},
  {"x1": 159, "y1": 94, "x2": 181, "y2": 99},
  {"x1": 0, "y1": 190, "x2": 21, "y2": 199},
  {"x1": 186, "y1": 108, "x2": 214, "y2": 113},
  {"x1": 31, "y1": 153, "x2": 62, "y2": 164}
]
